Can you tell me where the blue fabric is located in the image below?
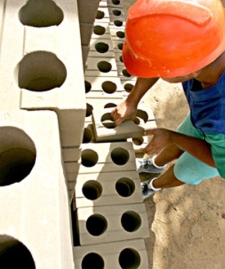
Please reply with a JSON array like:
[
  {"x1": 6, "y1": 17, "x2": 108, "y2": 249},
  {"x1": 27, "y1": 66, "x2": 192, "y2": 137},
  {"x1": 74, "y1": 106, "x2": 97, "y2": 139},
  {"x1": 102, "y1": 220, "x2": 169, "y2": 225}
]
[{"x1": 182, "y1": 72, "x2": 225, "y2": 134}]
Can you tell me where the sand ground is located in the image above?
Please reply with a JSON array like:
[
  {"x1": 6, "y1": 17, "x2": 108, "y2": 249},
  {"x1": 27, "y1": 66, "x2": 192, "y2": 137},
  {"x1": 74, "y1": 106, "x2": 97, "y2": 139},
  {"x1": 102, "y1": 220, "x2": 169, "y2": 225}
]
[{"x1": 122, "y1": 1, "x2": 225, "y2": 268}]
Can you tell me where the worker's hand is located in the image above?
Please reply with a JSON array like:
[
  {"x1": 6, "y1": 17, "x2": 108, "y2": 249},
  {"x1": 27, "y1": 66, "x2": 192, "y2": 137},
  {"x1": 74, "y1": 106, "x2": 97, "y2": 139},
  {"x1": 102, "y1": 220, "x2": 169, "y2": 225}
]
[
  {"x1": 111, "y1": 100, "x2": 137, "y2": 126},
  {"x1": 140, "y1": 128, "x2": 174, "y2": 154}
]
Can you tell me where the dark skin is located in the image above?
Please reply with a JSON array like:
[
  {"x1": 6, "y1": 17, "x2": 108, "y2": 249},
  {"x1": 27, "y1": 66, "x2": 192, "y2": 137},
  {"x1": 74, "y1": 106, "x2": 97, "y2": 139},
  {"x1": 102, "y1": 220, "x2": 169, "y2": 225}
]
[{"x1": 111, "y1": 51, "x2": 225, "y2": 189}]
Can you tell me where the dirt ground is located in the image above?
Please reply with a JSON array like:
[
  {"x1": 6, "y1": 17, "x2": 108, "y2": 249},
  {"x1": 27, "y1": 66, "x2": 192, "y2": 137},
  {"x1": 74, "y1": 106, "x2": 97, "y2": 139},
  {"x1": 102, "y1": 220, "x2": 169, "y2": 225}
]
[{"x1": 122, "y1": 1, "x2": 225, "y2": 269}]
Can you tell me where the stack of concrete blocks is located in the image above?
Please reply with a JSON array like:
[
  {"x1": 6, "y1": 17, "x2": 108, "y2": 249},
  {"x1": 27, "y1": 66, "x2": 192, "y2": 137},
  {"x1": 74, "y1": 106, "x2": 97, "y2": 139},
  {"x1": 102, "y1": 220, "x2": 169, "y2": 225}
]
[
  {"x1": 72, "y1": 0, "x2": 157, "y2": 268},
  {"x1": 0, "y1": 0, "x2": 86, "y2": 267}
]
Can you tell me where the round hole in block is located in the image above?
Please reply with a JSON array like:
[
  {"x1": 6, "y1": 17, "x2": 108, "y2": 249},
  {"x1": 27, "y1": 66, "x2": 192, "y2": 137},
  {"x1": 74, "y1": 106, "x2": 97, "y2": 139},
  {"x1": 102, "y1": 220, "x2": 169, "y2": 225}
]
[
  {"x1": 96, "y1": 10, "x2": 105, "y2": 19},
  {"x1": 85, "y1": 81, "x2": 91, "y2": 93},
  {"x1": 122, "y1": 69, "x2": 131, "y2": 77},
  {"x1": 82, "y1": 128, "x2": 93, "y2": 143},
  {"x1": 124, "y1": 83, "x2": 133, "y2": 93},
  {"x1": 101, "y1": 113, "x2": 115, "y2": 129},
  {"x1": 116, "y1": 31, "x2": 125, "y2": 38},
  {"x1": 104, "y1": 103, "x2": 117, "y2": 109},
  {"x1": 114, "y1": 20, "x2": 123, "y2": 27},
  {"x1": 97, "y1": 61, "x2": 112, "y2": 73},
  {"x1": 121, "y1": 211, "x2": 142, "y2": 232},
  {"x1": 81, "y1": 253, "x2": 104, "y2": 269},
  {"x1": 112, "y1": 0, "x2": 120, "y2": 5},
  {"x1": 113, "y1": 9, "x2": 121, "y2": 16},
  {"x1": 81, "y1": 149, "x2": 98, "y2": 167},
  {"x1": 0, "y1": 234, "x2": 36, "y2": 268},
  {"x1": 95, "y1": 42, "x2": 109, "y2": 53},
  {"x1": 86, "y1": 214, "x2": 108, "y2": 236},
  {"x1": 0, "y1": 127, "x2": 36, "y2": 187},
  {"x1": 117, "y1": 43, "x2": 123, "y2": 50},
  {"x1": 93, "y1": 25, "x2": 106, "y2": 35},
  {"x1": 19, "y1": 0, "x2": 64, "y2": 27},
  {"x1": 18, "y1": 51, "x2": 67, "y2": 92},
  {"x1": 119, "y1": 248, "x2": 141, "y2": 269},
  {"x1": 111, "y1": 147, "x2": 129, "y2": 166},
  {"x1": 101, "y1": 81, "x2": 117, "y2": 94},
  {"x1": 136, "y1": 109, "x2": 148, "y2": 123},
  {"x1": 119, "y1": 55, "x2": 123, "y2": 63},
  {"x1": 116, "y1": 178, "x2": 135, "y2": 197},
  {"x1": 132, "y1": 137, "x2": 144, "y2": 146},
  {"x1": 86, "y1": 103, "x2": 93, "y2": 117},
  {"x1": 82, "y1": 180, "x2": 102, "y2": 200}
]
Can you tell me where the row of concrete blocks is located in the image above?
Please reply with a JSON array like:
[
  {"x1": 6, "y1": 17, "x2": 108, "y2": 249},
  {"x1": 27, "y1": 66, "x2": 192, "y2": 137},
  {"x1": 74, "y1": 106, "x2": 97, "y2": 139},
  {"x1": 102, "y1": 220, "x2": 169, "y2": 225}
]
[
  {"x1": 0, "y1": 110, "x2": 75, "y2": 268},
  {"x1": 73, "y1": 1, "x2": 151, "y2": 267}
]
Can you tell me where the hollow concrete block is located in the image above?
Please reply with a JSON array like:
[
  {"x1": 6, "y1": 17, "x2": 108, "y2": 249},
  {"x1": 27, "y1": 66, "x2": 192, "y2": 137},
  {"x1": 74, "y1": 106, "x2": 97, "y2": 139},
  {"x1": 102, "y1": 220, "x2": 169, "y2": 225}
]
[
  {"x1": 75, "y1": 170, "x2": 143, "y2": 207},
  {"x1": 92, "y1": 107, "x2": 157, "y2": 142},
  {"x1": 95, "y1": 7, "x2": 110, "y2": 23},
  {"x1": 89, "y1": 38, "x2": 115, "y2": 58},
  {"x1": 80, "y1": 22, "x2": 94, "y2": 45},
  {"x1": 0, "y1": 110, "x2": 74, "y2": 268},
  {"x1": 17, "y1": 0, "x2": 86, "y2": 148},
  {"x1": 106, "y1": 0, "x2": 124, "y2": 8},
  {"x1": 91, "y1": 23, "x2": 111, "y2": 39},
  {"x1": 76, "y1": 203, "x2": 149, "y2": 245},
  {"x1": 79, "y1": 141, "x2": 137, "y2": 174},
  {"x1": 85, "y1": 57, "x2": 118, "y2": 77},
  {"x1": 77, "y1": 0, "x2": 100, "y2": 23},
  {"x1": 74, "y1": 239, "x2": 149, "y2": 269}
]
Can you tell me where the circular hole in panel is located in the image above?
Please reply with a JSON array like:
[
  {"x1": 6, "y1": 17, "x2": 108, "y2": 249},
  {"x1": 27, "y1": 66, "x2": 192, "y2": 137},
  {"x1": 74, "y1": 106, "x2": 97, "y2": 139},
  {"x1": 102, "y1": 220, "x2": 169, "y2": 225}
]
[
  {"x1": 136, "y1": 109, "x2": 148, "y2": 123},
  {"x1": 86, "y1": 103, "x2": 93, "y2": 117},
  {"x1": 81, "y1": 149, "x2": 98, "y2": 167},
  {"x1": 122, "y1": 69, "x2": 131, "y2": 77},
  {"x1": 86, "y1": 214, "x2": 108, "y2": 236},
  {"x1": 85, "y1": 81, "x2": 91, "y2": 93},
  {"x1": 124, "y1": 83, "x2": 134, "y2": 93},
  {"x1": 119, "y1": 55, "x2": 123, "y2": 63},
  {"x1": 117, "y1": 43, "x2": 123, "y2": 50},
  {"x1": 96, "y1": 10, "x2": 105, "y2": 19},
  {"x1": 116, "y1": 178, "x2": 135, "y2": 197},
  {"x1": 119, "y1": 248, "x2": 141, "y2": 269},
  {"x1": 0, "y1": 127, "x2": 36, "y2": 186},
  {"x1": 93, "y1": 25, "x2": 106, "y2": 35},
  {"x1": 113, "y1": 10, "x2": 121, "y2": 16},
  {"x1": 18, "y1": 51, "x2": 67, "y2": 92},
  {"x1": 132, "y1": 137, "x2": 144, "y2": 146},
  {"x1": 82, "y1": 180, "x2": 102, "y2": 200},
  {"x1": 101, "y1": 81, "x2": 117, "y2": 94},
  {"x1": 82, "y1": 253, "x2": 104, "y2": 269},
  {"x1": 116, "y1": 31, "x2": 125, "y2": 38},
  {"x1": 97, "y1": 61, "x2": 112, "y2": 73},
  {"x1": 101, "y1": 113, "x2": 115, "y2": 129},
  {"x1": 82, "y1": 128, "x2": 93, "y2": 143},
  {"x1": 95, "y1": 42, "x2": 109, "y2": 53},
  {"x1": 114, "y1": 20, "x2": 123, "y2": 27},
  {"x1": 19, "y1": 0, "x2": 64, "y2": 27},
  {"x1": 111, "y1": 147, "x2": 129, "y2": 166},
  {"x1": 0, "y1": 234, "x2": 36, "y2": 268},
  {"x1": 112, "y1": 0, "x2": 120, "y2": 5},
  {"x1": 121, "y1": 211, "x2": 142, "y2": 232},
  {"x1": 104, "y1": 103, "x2": 117, "y2": 109}
]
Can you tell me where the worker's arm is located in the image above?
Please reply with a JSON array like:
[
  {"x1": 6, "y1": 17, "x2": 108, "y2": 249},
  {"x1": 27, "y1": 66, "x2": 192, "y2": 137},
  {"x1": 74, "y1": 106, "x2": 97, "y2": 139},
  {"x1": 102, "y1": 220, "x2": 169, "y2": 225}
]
[
  {"x1": 143, "y1": 128, "x2": 216, "y2": 167},
  {"x1": 111, "y1": 77, "x2": 158, "y2": 125}
]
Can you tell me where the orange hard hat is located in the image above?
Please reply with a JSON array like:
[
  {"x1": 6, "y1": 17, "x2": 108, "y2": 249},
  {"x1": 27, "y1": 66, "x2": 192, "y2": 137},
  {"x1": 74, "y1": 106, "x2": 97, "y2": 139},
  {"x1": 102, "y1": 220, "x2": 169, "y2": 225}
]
[{"x1": 122, "y1": 0, "x2": 225, "y2": 78}]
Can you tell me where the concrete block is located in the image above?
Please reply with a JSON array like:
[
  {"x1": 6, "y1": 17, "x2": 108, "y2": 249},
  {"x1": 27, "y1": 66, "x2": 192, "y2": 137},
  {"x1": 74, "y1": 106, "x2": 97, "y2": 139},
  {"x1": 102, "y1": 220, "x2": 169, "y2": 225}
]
[
  {"x1": 78, "y1": 141, "x2": 137, "y2": 174},
  {"x1": 75, "y1": 170, "x2": 143, "y2": 207},
  {"x1": 79, "y1": 22, "x2": 94, "y2": 45},
  {"x1": 92, "y1": 107, "x2": 157, "y2": 142},
  {"x1": 81, "y1": 45, "x2": 90, "y2": 67},
  {"x1": 106, "y1": 0, "x2": 124, "y2": 8},
  {"x1": 74, "y1": 239, "x2": 149, "y2": 269},
  {"x1": 62, "y1": 147, "x2": 81, "y2": 162},
  {"x1": 77, "y1": 0, "x2": 100, "y2": 23},
  {"x1": 128, "y1": 135, "x2": 151, "y2": 153},
  {"x1": 109, "y1": 24, "x2": 125, "y2": 40},
  {"x1": 18, "y1": 0, "x2": 86, "y2": 147},
  {"x1": 76, "y1": 203, "x2": 149, "y2": 245},
  {"x1": 82, "y1": 123, "x2": 96, "y2": 144},
  {"x1": 95, "y1": 7, "x2": 110, "y2": 23},
  {"x1": 0, "y1": 110, "x2": 74, "y2": 268},
  {"x1": 89, "y1": 38, "x2": 115, "y2": 58}
]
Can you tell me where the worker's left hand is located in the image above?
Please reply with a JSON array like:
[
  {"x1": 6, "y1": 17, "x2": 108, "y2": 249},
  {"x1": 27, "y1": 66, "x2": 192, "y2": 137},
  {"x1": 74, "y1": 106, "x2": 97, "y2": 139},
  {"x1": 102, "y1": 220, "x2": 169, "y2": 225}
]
[{"x1": 140, "y1": 128, "x2": 174, "y2": 154}]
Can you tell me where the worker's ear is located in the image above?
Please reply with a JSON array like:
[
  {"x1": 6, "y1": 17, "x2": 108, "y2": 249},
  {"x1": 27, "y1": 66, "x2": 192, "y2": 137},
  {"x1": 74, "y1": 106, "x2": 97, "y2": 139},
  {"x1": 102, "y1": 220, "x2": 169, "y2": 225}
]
[{"x1": 192, "y1": 70, "x2": 201, "y2": 78}]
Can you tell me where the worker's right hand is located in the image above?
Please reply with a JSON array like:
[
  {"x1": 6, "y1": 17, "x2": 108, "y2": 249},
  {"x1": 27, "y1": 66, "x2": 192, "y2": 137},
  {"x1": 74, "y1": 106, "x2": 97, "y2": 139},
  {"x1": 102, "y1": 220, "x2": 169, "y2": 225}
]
[{"x1": 111, "y1": 100, "x2": 137, "y2": 126}]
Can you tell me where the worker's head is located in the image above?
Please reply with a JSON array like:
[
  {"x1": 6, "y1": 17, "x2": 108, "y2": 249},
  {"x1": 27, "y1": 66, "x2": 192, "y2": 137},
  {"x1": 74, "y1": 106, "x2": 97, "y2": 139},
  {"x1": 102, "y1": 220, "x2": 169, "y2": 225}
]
[{"x1": 122, "y1": 0, "x2": 225, "y2": 78}]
